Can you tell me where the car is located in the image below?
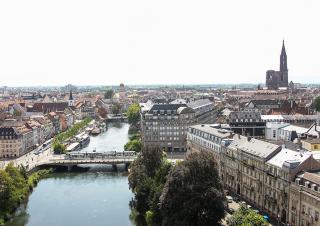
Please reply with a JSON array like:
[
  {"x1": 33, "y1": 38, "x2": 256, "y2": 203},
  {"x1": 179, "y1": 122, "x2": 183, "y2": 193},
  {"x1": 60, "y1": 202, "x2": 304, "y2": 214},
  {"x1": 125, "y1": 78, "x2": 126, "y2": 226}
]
[
  {"x1": 226, "y1": 196, "x2": 233, "y2": 203},
  {"x1": 227, "y1": 207, "x2": 235, "y2": 214},
  {"x1": 240, "y1": 201, "x2": 246, "y2": 206}
]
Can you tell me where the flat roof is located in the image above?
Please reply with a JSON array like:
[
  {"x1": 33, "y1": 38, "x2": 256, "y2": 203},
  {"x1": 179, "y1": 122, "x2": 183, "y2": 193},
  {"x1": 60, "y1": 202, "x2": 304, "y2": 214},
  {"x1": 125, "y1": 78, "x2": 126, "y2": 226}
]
[
  {"x1": 189, "y1": 124, "x2": 233, "y2": 139},
  {"x1": 267, "y1": 148, "x2": 310, "y2": 169}
]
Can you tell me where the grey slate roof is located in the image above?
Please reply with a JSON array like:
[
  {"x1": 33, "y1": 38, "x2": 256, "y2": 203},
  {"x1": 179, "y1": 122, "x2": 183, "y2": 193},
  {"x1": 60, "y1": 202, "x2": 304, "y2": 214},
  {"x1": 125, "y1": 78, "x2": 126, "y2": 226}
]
[
  {"x1": 187, "y1": 99, "x2": 212, "y2": 109},
  {"x1": 190, "y1": 124, "x2": 233, "y2": 139},
  {"x1": 229, "y1": 134, "x2": 280, "y2": 160}
]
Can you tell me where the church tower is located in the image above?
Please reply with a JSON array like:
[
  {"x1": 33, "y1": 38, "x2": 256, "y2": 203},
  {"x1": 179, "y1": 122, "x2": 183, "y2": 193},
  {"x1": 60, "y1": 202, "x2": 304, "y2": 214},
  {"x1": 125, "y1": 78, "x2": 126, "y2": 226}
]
[
  {"x1": 68, "y1": 90, "x2": 74, "y2": 107},
  {"x1": 279, "y1": 40, "x2": 288, "y2": 86}
]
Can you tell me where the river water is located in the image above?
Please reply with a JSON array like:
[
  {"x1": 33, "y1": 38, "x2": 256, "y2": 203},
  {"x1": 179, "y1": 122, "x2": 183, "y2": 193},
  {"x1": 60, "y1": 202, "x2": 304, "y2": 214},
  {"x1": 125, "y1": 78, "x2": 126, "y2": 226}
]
[{"x1": 6, "y1": 122, "x2": 134, "y2": 226}]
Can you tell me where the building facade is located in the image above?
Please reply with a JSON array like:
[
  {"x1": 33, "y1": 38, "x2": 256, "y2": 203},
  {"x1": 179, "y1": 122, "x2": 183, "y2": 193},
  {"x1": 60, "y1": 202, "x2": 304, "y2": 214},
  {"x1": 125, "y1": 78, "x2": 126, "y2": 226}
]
[
  {"x1": 187, "y1": 125, "x2": 320, "y2": 225},
  {"x1": 0, "y1": 127, "x2": 23, "y2": 158},
  {"x1": 141, "y1": 103, "x2": 195, "y2": 152}
]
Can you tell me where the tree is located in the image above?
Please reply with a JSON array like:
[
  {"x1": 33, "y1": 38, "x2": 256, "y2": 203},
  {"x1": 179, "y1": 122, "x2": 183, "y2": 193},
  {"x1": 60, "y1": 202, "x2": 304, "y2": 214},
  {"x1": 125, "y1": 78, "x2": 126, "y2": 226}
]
[
  {"x1": 111, "y1": 103, "x2": 121, "y2": 115},
  {"x1": 53, "y1": 142, "x2": 66, "y2": 154},
  {"x1": 159, "y1": 151, "x2": 226, "y2": 226},
  {"x1": 104, "y1": 89, "x2": 114, "y2": 99},
  {"x1": 128, "y1": 148, "x2": 172, "y2": 226},
  {"x1": 315, "y1": 96, "x2": 320, "y2": 112},
  {"x1": 227, "y1": 205, "x2": 268, "y2": 226},
  {"x1": 0, "y1": 170, "x2": 14, "y2": 220},
  {"x1": 124, "y1": 139, "x2": 142, "y2": 152},
  {"x1": 127, "y1": 103, "x2": 140, "y2": 125}
]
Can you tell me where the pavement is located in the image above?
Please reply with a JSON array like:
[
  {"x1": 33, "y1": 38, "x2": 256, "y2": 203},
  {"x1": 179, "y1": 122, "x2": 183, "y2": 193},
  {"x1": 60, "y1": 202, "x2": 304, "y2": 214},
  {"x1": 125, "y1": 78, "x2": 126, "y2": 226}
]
[{"x1": 0, "y1": 147, "x2": 55, "y2": 171}]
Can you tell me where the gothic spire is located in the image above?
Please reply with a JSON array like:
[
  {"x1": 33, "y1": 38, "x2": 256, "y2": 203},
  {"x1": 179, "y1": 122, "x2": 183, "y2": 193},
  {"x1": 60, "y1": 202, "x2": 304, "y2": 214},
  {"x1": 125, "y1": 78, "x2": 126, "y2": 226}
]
[
  {"x1": 281, "y1": 40, "x2": 286, "y2": 55},
  {"x1": 280, "y1": 40, "x2": 287, "y2": 72},
  {"x1": 69, "y1": 90, "x2": 73, "y2": 100}
]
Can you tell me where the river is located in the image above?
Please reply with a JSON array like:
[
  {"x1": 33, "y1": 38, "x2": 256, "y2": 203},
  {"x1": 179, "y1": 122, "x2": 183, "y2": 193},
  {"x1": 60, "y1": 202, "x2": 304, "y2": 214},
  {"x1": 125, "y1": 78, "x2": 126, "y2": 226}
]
[{"x1": 6, "y1": 122, "x2": 134, "y2": 226}]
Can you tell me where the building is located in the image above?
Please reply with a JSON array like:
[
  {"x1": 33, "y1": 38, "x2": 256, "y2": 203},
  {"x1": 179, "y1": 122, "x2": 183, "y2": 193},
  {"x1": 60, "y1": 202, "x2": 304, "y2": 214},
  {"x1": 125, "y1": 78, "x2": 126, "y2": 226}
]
[
  {"x1": 265, "y1": 149, "x2": 320, "y2": 223},
  {"x1": 266, "y1": 41, "x2": 289, "y2": 90},
  {"x1": 265, "y1": 122, "x2": 290, "y2": 140},
  {"x1": 68, "y1": 90, "x2": 74, "y2": 107},
  {"x1": 302, "y1": 138, "x2": 320, "y2": 151},
  {"x1": 141, "y1": 103, "x2": 195, "y2": 151},
  {"x1": 0, "y1": 127, "x2": 23, "y2": 158},
  {"x1": 290, "y1": 172, "x2": 320, "y2": 226},
  {"x1": 228, "y1": 111, "x2": 266, "y2": 138},
  {"x1": 186, "y1": 99, "x2": 217, "y2": 124},
  {"x1": 187, "y1": 124, "x2": 233, "y2": 174},
  {"x1": 245, "y1": 99, "x2": 281, "y2": 113},
  {"x1": 261, "y1": 114, "x2": 320, "y2": 128}
]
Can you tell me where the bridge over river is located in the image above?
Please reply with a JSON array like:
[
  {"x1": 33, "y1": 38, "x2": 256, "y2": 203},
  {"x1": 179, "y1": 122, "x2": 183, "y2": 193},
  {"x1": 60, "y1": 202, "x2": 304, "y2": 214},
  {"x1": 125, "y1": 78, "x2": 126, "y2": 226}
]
[{"x1": 36, "y1": 151, "x2": 185, "y2": 171}]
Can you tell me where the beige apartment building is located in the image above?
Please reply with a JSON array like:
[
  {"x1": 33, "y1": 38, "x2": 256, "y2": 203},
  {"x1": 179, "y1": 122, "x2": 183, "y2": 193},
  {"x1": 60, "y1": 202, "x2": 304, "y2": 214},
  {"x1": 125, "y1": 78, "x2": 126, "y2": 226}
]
[
  {"x1": 187, "y1": 124, "x2": 320, "y2": 225},
  {"x1": 290, "y1": 172, "x2": 320, "y2": 226}
]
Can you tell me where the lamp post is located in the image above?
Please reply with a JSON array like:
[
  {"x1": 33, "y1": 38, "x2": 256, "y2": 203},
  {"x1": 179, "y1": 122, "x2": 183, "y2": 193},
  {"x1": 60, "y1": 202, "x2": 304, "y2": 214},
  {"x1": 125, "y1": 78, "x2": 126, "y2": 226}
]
[{"x1": 278, "y1": 214, "x2": 280, "y2": 226}]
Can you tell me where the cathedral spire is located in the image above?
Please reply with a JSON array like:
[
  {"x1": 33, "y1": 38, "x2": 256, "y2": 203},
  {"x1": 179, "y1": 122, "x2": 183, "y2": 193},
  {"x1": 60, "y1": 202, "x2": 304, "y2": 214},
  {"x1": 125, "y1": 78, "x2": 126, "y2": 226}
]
[
  {"x1": 69, "y1": 90, "x2": 73, "y2": 100},
  {"x1": 281, "y1": 40, "x2": 286, "y2": 55},
  {"x1": 280, "y1": 40, "x2": 287, "y2": 72}
]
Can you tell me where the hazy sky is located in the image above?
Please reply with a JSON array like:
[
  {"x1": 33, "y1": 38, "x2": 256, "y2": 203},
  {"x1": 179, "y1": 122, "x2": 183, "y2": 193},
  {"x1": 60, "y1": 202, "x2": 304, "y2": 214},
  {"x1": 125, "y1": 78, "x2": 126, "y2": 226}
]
[{"x1": 0, "y1": 0, "x2": 319, "y2": 86}]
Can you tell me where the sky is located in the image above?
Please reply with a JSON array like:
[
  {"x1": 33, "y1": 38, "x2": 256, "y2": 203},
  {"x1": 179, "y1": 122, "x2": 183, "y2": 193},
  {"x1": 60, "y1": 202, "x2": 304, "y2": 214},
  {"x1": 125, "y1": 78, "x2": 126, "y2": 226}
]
[{"x1": 0, "y1": 0, "x2": 320, "y2": 86}]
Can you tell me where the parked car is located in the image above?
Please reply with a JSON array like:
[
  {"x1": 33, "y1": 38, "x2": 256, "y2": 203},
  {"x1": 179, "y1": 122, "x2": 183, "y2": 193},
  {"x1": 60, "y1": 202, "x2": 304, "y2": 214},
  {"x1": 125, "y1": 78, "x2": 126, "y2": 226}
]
[{"x1": 226, "y1": 196, "x2": 233, "y2": 203}]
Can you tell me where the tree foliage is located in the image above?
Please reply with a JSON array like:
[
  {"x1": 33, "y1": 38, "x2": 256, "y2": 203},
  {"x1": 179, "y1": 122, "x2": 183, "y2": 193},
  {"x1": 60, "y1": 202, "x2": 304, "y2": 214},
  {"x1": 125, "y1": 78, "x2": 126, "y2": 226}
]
[
  {"x1": 127, "y1": 103, "x2": 140, "y2": 125},
  {"x1": 227, "y1": 205, "x2": 268, "y2": 226},
  {"x1": 104, "y1": 89, "x2": 114, "y2": 99},
  {"x1": 111, "y1": 103, "x2": 121, "y2": 115},
  {"x1": 0, "y1": 164, "x2": 51, "y2": 223},
  {"x1": 124, "y1": 139, "x2": 142, "y2": 152},
  {"x1": 54, "y1": 117, "x2": 91, "y2": 143},
  {"x1": 159, "y1": 151, "x2": 226, "y2": 226},
  {"x1": 315, "y1": 96, "x2": 320, "y2": 112},
  {"x1": 128, "y1": 148, "x2": 172, "y2": 226},
  {"x1": 53, "y1": 142, "x2": 67, "y2": 154}
]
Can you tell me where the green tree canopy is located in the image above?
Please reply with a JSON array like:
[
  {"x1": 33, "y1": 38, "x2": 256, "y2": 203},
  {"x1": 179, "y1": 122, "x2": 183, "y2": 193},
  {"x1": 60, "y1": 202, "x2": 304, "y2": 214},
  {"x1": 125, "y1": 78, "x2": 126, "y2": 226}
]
[
  {"x1": 315, "y1": 96, "x2": 320, "y2": 112},
  {"x1": 127, "y1": 103, "x2": 140, "y2": 125},
  {"x1": 53, "y1": 142, "x2": 66, "y2": 154},
  {"x1": 111, "y1": 103, "x2": 121, "y2": 115},
  {"x1": 227, "y1": 205, "x2": 268, "y2": 226},
  {"x1": 104, "y1": 89, "x2": 114, "y2": 99},
  {"x1": 128, "y1": 148, "x2": 171, "y2": 226},
  {"x1": 159, "y1": 151, "x2": 226, "y2": 226},
  {"x1": 124, "y1": 139, "x2": 142, "y2": 152}
]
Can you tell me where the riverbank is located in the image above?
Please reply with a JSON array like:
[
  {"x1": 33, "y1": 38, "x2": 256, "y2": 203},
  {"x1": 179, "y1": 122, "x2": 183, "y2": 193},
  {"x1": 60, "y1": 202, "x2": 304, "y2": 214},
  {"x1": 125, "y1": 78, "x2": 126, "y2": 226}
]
[
  {"x1": 0, "y1": 165, "x2": 53, "y2": 226},
  {"x1": 5, "y1": 122, "x2": 132, "y2": 226}
]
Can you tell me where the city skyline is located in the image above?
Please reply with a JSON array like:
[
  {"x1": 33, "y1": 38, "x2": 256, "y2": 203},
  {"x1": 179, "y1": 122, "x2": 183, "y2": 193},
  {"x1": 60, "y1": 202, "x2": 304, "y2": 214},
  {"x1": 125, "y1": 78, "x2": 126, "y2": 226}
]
[{"x1": 1, "y1": 0, "x2": 320, "y2": 86}]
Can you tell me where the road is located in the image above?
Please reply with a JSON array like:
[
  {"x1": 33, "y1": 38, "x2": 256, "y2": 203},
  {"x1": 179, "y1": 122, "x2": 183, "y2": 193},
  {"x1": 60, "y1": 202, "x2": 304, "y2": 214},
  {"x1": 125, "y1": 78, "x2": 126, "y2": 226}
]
[
  {"x1": 0, "y1": 147, "x2": 54, "y2": 171},
  {"x1": 0, "y1": 150, "x2": 185, "y2": 171}
]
